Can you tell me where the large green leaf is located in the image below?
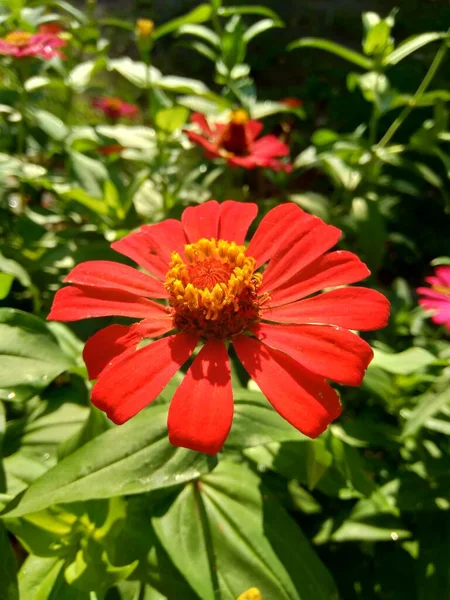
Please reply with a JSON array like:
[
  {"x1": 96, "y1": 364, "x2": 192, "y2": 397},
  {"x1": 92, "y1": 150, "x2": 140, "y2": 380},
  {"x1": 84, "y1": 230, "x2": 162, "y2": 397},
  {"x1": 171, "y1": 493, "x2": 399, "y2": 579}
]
[
  {"x1": 402, "y1": 384, "x2": 450, "y2": 438},
  {"x1": 288, "y1": 38, "x2": 373, "y2": 69},
  {"x1": 153, "y1": 461, "x2": 339, "y2": 600},
  {"x1": 18, "y1": 555, "x2": 79, "y2": 600},
  {"x1": 0, "y1": 310, "x2": 73, "y2": 403},
  {"x1": 226, "y1": 389, "x2": 305, "y2": 449},
  {"x1": 33, "y1": 110, "x2": 69, "y2": 142},
  {"x1": 1, "y1": 404, "x2": 216, "y2": 518}
]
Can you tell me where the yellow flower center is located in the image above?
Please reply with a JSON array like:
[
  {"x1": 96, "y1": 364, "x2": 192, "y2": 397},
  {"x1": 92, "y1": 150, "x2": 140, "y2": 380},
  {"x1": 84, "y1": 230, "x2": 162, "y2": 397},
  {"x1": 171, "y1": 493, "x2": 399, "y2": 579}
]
[
  {"x1": 230, "y1": 109, "x2": 249, "y2": 125},
  {"x1": 165, "y1": 238, "x2": 264, "y2": 338},
  {"x1": 237, "y1": 589, "x2": 262, "y2": 600},
  {"x1": 105, "y1": 97, "x2": 123, "y2": 110},
  {"x1": 433, "y1": 284, "x2": 450, "y2": 296},
  {"x1": 4, "y1": 31, "x2": 32, "y2": 47}
]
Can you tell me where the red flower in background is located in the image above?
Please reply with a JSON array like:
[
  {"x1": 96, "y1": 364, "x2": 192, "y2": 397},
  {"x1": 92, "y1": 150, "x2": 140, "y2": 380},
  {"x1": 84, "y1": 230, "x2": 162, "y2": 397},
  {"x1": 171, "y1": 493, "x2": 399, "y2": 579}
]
[
  {"x1": 48, "y1": 201, "x2": 389, "y2": 454},
  {"x1": 185, "y1": 110, "x2": 292, "y2": 172},
  {"x1": 417, "y1": 266, "x2": 450, "y2": 330},
  {"x1": 98, "y1": 144, "x2": 124, "y2": 157},
  {"x1": 0, "y1": 31, "x2": 65, "y2": 59},
  {"x1": 281, "y1": 97, "x2": 303, "y2": 108},
  {"x1": 38, "y1": 23, "x2": 63, "y2": 36},
  {"x1": 92, "y1": 97, "x2": 138, "y2": 120}
]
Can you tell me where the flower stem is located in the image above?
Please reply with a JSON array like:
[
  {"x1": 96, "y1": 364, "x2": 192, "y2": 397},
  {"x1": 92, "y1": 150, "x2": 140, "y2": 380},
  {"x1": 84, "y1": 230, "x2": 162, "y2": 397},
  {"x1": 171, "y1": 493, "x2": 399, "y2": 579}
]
[{"x1": 378, "y1": 39, "x2": 448, "y2": 149}]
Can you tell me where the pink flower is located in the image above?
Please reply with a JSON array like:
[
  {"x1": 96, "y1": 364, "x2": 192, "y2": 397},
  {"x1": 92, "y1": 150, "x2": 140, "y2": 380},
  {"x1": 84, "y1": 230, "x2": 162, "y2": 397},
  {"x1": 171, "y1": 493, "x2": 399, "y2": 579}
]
[
  {"x1": 92, "y1": 97, "x2": 138, "y2": 120},
  {"x1": 185, "y1": 110, "x2": 292, "y2": 172},
  {"x1": 0, "y1": 31, "x2": 65, "y2": 59},
  {"x1": 417, "y1": 266, "x2": 450, "y2": 330}
]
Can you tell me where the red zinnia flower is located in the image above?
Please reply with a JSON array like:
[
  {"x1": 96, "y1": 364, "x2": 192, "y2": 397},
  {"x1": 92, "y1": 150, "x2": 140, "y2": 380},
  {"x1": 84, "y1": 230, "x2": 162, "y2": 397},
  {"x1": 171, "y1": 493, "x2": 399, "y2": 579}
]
[
  {"x1": 281, "y1": 97, "x2": 303, "y2": 108},
  {"x1": 92, "y1": 97, "x2": 138, "y2": 120},
  {"x1": 38, "y1": 23, "x2": 63, "y2": 36},
  {"x1": 97, "y1": 144, "x2": 124, "y2": 157},
  {"x1": 0, "y1": 31, "x2": 66, "y2": 59},
  {"x1": 417, "y1": 266, "x2": 450, "y2": 330},
  {"x1": 48, "y1": 201, "x2": 390, "y2": 454},
  {"x1": 185, "y1": 110, "x2": 292, "y2": 172}
]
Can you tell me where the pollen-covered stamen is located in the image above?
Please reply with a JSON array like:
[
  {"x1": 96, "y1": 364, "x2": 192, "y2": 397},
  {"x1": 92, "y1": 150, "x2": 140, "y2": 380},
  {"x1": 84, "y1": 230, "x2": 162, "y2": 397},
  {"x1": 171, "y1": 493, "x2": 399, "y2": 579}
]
[
  {"x1": 165, "y1": 238, "x2": 264, "y2": 338},
  {"x1": 216, "y1": 110, "x2": 250, "y2": 157},
  {"x1": 5, "y1": 32, "x2": 33, "y2": 47}
]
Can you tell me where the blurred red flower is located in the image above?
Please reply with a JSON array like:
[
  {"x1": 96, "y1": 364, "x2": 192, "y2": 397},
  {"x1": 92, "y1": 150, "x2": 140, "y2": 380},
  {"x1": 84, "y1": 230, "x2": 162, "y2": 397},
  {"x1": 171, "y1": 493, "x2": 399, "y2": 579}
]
[
  {"x1": 38, "y1": 23, "x2": 63, "y2": 36},
  {"x1": 281, "y1": 97, "x2": 303, "y2": 108},
  {"x1": 185, "y1": 110, "x2": 292, "y2": 172},
  {"x1": 0, "y1": 31, "x2": 65, "y2": 59},
  {"x1": 98, "y1": 144, "x2": 124, "y2": 157},
  {"x1": 417, "y1": 266, "x2": 450, "y2": 330},
  {"x1": 92, "y1": 97, "x2": 138, "y2": 120},
  {"x1": 49, "y1": 201, "x2": 390, "y2": 454}
]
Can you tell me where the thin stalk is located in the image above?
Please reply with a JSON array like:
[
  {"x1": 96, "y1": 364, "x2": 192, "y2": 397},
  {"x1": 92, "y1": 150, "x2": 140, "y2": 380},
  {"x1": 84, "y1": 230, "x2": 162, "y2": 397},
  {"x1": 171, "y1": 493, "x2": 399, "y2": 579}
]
[
  {"x1": 378, "y1": 40, "x2": 448, "y2": 148},
  {"x1": 210, "y1": 0, "x2": 223, "y2": 36}
]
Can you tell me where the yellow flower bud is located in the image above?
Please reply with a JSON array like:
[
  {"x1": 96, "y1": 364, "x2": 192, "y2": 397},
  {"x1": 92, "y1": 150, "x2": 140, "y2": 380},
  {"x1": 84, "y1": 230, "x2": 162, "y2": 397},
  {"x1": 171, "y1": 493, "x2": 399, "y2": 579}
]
[
  {"x1": 136, "y1": 18, "x2": 154, "y2": 38},
  {"x1": 237, "y1": 588, "x2": 262, "y2": 600}
]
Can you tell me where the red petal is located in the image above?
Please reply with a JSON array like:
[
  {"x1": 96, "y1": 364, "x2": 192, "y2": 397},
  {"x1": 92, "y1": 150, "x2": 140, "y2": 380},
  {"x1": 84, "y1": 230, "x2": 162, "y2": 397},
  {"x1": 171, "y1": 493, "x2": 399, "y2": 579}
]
[
  {"x1": 48, "y1": 285, "x2": 169, "y2": 322},
  {"x1": 246, "y1": 120, "x2": 264, "y2": 141},
  {"x1": 64, "y1": 260, "x2": 167, "y2": 298},
  {"x1": 250, "y1": 135, "x2": 289, "y2": 158},
  {"x1": 168, "y1": 340, "x2": 233, "y2": 454},
  {"x1": 182, "y1": 200, "x2": 220, "y2": 243},
  {"x1": 227, "y1": 155, "x2": 258, "y2": 169},
  {"x1": 191, "y1": 113, "x2": 214, "y2": 136},
  {"x1": 91, "y1": 333, "x2": 198, "y2": 424},
  {"x1": 261, "y1": 221, "x2": 342, "y2": 292},
  {"x1": 83, "y1": 324, "x2": 133, "y2": 380},
  {"x1": 111, "y1": 219, "x2": 186, "y2": 280},
  {"x1": 233, "y1": 335, "x2": 341, "y2": 438},
  {"x1": 247, "y1": 203, "x2": 314, "y2": 268},
  {"x1": 262, "y1": 287, "x2": 390, "y2": 331},
  {"x1": 268, "y1": 250, "x2": 370, "y2": 306},
  {"x1": 218, "y1": 200, "x2": 258, "y2": 244},
  {"x1": 185, "y1": 131, "x2": 221, "y2": 157},
  {"x1": 253, "y1": 322, "x2": 373, "y2": 386}
]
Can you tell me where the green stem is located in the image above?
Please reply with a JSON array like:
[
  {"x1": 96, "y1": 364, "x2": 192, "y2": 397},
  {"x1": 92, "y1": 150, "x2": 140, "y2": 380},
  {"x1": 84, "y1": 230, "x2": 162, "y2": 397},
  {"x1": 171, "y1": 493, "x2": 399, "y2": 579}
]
[
  {"x1": 378, "y1": 40, "x2": 448, "y2": 149},
  {"x1": 210, "y1": 0, "x2": 223, "y2": 36}
]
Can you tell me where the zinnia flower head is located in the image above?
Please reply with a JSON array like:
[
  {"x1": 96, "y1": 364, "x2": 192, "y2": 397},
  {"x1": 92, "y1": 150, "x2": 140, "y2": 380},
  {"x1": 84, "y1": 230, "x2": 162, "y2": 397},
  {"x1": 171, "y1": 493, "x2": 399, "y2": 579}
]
[
  {"x1": 97, "y1": 144, "x2": 124, "y2": 157},
  {"x1": 92, "y1": 97, "x2": 138, "y2": 120},
  {"x1": 185, "y1": 110, "x2": 292, "y2": 172},
  {"x1": 38, "y1": 23, "x2": 63, "y2": 36},
  {"x1": 281, "y1": 97, "x2": 303, "y2": 108},
  {"x1": 417, "y1": 265, "x2": 450, "y2": 330},
  {"x1": 0, "y1": 30, "x2": 66, "y2": 59},
  {"x1": 48, "y1": 201, "x2": 390, "y2": 455}
]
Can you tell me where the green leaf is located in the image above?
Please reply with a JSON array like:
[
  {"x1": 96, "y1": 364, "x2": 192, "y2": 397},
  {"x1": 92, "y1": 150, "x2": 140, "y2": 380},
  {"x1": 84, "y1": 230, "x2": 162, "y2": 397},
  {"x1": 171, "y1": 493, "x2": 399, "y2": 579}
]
[
  {"x1": 384, "y1": 32, "x2": 447, "y2": 66},
  {"x1": 351, "y1": 197, "x2": 387, "y2": 272},
  {"x1": 18, "y1": 555, "x2": 67, "y2": 600},
  {"x1": 69, "y1": 152, "x2": 108, "y2": 198},
  {"x1": 225, "y1": 389, "x2": 305, "y2": 449},
  {"x1": 371, "y1": 347, "x2": 437, "y2": 374},
  {"x1": 32, "y1": 110, "x2": 69, "y2": 142},
  {"x1": 67, "y1": 58, "x2": 106, "y2": 92},
  {"x1": 153, "y1": 4, "x2": 213, "y2": 41},
  {"x1": 108, "y1": 58, "x2": 162, "y2": 89},
  {"x1": 0, "y1": 274, "x2": 13, "y2": 301},
  {"x1": 155, "y1": 75, "x2": 215, "y2": 99},
  {"x1": 155, "y1": 106, "x2": 190, "y2": 133},
  {"x1": 289, "y1": 193, "x2": 331, "y2": 222},
  {"x1": 0, "y1": 521, "x2": 19, "y2": 600},
  {"x1": 403, "y1": 386, "x2": 450, "y2": 438},
  {"x1": 177, "y1": 24, "x2": 220, "y2": 48},
  {"x1": 0, "y1": 310, "x2": 72, "y2": 403},
  {"x1": 0, "y1": 254, "x2": 31, "y2": 289},
  {"x1": 288, "y1": 38, "x2": 373, "y2": 70},
  {"x1": 307, "y1": 439, "x2": 333, "y2": 490},
  {"x1": 363, "y1": 21, "x2": 392, "y2": 56},
  {"x1": 59, "y1": 187, "x2": 110, "y2": 217},
  {"x1": 104, "y1": 180, "x2": 124, "y2": 220},
  {"x1": 218, "y1": 6, "x2": 281, "y2": 20},
  {"x1": 154, "y1": 461, "x2": 339, "y2": 600},
  {"x1": 243, "y1": 18, "x2": 284, "y2": 44},
  {"x1": 1, "y1": 404, "x2": 216, "y2": 518}
]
